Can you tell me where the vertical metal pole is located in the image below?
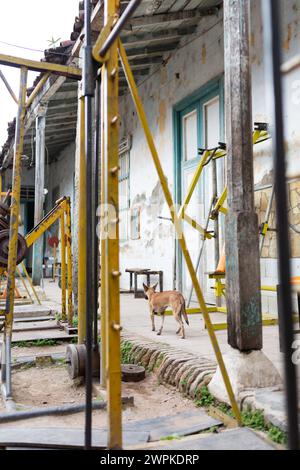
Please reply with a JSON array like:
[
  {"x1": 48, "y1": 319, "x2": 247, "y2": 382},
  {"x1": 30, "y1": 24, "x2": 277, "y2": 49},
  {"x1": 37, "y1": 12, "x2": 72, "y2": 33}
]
[
  {"x1": 262, "y1": 0, "x2": 299, "y2": 450},
  {"x1": 212, "y1": 160, "x2": 219, "y2": 269},
  {"x1": 32, "y1": 108, "x2": 47, "y2": 286},
  {"x1": 66, "y1": 198, "x2": 73, "y2": 326},
  {"x1": 4, "y1": 66, "x2": 28, "y2": 399},
  {"x1": 93, "y1": 75, "x2": 101, "y2": 351},
  {"x1": 224, "y1": 0, "x2": 262, "y2": 351},
  {"x1": 78, "y1": 96, "x2": 87, "y2": 344},
  {"x1": 21, "y1": 261, "x2": 41, "y2": 305},
  {"x1": 53, "y1": 243, "x2": 57, "y2": 281},
  {"x1": 100, "y1": 65, "x2": 107, "y2": 389},
  {"x1": 103, "y1": 0, "x2": 122, "y2": 450},
  {"x1": 119, "y1": 39, "x2": 241, "y2": 424},
  {"x1": 83, "y1": 0, "x2": 95, "y2": 450},
  {"x1": 259, "y1": 186, "x2": 275, "y2": 256},
  {"x1": 16, "y1": 265, "x2": 33, "y2": 303},
  {"x1": 60, "y1": 213, "x2": 67, "y2": 321}
]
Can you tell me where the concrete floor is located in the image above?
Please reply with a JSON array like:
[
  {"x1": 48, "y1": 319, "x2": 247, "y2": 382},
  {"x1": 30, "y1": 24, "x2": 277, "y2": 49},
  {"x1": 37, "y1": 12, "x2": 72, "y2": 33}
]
[{"x1": 42, "y1": 278, "x2": 298, "y2": 382}]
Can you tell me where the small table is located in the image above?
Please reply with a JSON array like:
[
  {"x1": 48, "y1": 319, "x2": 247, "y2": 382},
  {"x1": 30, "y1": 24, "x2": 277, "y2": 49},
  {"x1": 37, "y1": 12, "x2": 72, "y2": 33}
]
[{"x1": 125, "y1": 268, "x2": 164, "y2": 298}]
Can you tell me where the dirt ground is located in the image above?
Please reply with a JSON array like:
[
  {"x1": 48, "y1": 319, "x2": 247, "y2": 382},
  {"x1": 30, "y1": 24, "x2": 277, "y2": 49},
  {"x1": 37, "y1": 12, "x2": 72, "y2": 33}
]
[{"x1": 0, "y1": 348, "x2": 197, "y2": 430}]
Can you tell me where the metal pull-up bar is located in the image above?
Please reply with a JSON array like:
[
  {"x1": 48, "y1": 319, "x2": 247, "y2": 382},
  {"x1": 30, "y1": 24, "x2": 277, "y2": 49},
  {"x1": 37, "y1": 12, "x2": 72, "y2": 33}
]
[{"x1": 98, "y1": 0, "x2": 142, "y2": 58}]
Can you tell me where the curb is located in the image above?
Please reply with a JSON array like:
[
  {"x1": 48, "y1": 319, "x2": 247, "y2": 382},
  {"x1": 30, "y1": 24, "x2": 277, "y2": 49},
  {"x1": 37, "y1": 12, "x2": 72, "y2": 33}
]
[{"x1": 121, "y1": 331, "x2": 217, "y2": 400}]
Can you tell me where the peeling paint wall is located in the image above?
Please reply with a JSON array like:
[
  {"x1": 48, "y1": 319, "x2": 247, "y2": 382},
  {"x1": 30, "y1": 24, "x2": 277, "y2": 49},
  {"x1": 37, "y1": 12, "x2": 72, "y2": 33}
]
[
  {"x1": 118, "y1": 1, "x2": 300, "y2": 315},
  {"x1": 119, "y1": 12, "x2": 224, "y2": 292}
]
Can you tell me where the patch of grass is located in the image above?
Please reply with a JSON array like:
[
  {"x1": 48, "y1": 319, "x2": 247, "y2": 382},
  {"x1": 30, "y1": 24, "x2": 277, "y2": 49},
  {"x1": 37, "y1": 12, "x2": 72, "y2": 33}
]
[
  {"x1": 194, "y1": 386, "x2": 214, "y2": 408},
  {"x1": 20, "y1": 361, "x2": 35, "y2": 370},
  {"x1": 72, "y1": 316, "x2": 78, "y2": 328},
  {"x1": 218, "y1": 403, "x2": 233, "y2": 416},
  {"x1": 121, "y1": 341, "x2": 133, "y2": 364},
  {"x1": 160, "y1": 434, "x2": 181, "y2": 441},
  {"x1": 215, "y1": 404, "x2": 287, "y2": 446},
  {"x1": 241, "y1": 408, "x2": 287, "y2": 445},
  {"x1": 12, "y1": 339, "x2": 61, "y2": 348},
  {"x1": 241, "y1": 408, "x2": 265, "y2": 431}
]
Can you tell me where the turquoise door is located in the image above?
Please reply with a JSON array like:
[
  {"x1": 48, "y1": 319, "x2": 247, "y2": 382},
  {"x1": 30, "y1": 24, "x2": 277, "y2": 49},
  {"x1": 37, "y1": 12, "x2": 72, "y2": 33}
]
[{"x1": 175, "y1": 80, "x2": 224, "y2": 303}]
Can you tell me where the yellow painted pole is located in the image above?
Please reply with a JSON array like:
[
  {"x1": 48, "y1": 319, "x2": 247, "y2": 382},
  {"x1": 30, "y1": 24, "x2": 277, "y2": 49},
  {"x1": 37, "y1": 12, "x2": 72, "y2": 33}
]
[
  {"x1": 118, "y1": 40, "x2": 242, "y2": 424},
  {"x1": 16, "y1": 266, "x2": 33, "y2": 303},
  {"x1": 5, "y1": 67, "x2": 28, "y2": 335},
  {"x1": 3, "y1": 67, "x2": 27, "y2": 400},
  {"x1": 178, "y1": 150, "x2": 211, "y2": 220},
  {"x1": 26, "y1": 72, "x2": 51, "y2": 109},
  {"x1": 78, "y1": 96, "x2": 87, "y2": 344},
  {"x1": 20, "y1": 262, "x2": 42, "y2": 305},
  {"x1": 53, "y1": 243, "x2": 57, "y2": 281},
  {"x1": 102, "y1": 0, "x2": 122, "y2": 449},
  {"x1": 60, "y1": 213, "x2": 67, "y2": 322},
  {"x1": 66, "y1": 198, "x2": 73, "y2": 326}
]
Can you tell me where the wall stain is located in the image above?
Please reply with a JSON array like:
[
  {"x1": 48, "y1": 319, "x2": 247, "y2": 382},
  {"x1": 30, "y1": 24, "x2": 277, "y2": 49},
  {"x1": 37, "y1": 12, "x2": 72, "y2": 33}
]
[
  {"x1": 283, "y1": 23, "x2": 293, "y2": 50},
  {"x1": 157, "y1": 100, "x2": 167, "y2": 134},
  {"x1": 201, "y1": 44, "x2": 206, "y2": 64}
]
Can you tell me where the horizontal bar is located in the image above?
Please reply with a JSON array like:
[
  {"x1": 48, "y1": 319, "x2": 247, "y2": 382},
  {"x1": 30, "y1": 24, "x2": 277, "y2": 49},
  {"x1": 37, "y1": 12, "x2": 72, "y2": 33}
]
[
  {"x1": 0, "y1": 401, "x2": 107, "y2": 424},
  {"x1": 26, "y1": 72, "x2": 51, "y2": 109},
  {"x1": 0, "y1": 53, "x2": 82, "y2": 80},
  {"x1": 281, "y1": 54, "x2": 300, "y2": 74},
  {"x1": 99, "y1": 0, "x2": 143, "y2": 58}
]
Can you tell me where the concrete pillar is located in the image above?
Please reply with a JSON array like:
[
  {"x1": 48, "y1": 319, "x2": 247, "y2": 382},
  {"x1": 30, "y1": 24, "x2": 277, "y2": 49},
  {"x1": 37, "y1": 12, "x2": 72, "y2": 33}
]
[
  {"x1": 224, "y1": 0, "x2": 262, "y2": 351},
  {"x1": 32, "y1": 107, "x2": 47, "y2": 286}
]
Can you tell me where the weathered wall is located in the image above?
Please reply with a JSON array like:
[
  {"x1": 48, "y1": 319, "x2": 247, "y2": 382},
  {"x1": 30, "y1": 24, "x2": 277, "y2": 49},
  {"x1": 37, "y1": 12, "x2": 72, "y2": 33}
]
[
  {"x1": 117, "y1": 1, "x2": 300, "y2": 314},
  {"x1": 44, "y1": 141, "x2": 76, "y2": 261},
  {"x1": 119, "y1": 12, "x2": 225, "y2": 292}
]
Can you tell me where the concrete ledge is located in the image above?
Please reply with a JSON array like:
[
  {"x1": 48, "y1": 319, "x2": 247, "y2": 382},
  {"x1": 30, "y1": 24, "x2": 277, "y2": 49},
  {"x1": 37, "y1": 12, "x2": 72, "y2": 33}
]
[
  {"x1": 121, "y1": 330, "x2": 216, "y2": 400},
  {"x1": 121, "y1": 331, "x2": 289, "y2": 432},
  {"x1": 208, "y1": 349, "x2": 283, "y2": 405}
]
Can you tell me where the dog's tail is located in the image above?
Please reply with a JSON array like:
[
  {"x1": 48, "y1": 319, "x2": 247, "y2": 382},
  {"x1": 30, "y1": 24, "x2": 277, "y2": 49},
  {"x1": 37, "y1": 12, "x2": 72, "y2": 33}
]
[{"x1": 181, "y1": 301, "x2": 189, "y2": 326}]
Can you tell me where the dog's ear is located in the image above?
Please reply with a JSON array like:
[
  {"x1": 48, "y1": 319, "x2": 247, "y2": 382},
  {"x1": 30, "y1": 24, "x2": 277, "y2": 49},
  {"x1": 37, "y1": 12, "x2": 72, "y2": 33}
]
[
  {"x1": 152, "y1": 283, "x2": 158, "y2": 291},
  {"x1": 143, "y1": 283, "x2": 148, "y2": 293}
]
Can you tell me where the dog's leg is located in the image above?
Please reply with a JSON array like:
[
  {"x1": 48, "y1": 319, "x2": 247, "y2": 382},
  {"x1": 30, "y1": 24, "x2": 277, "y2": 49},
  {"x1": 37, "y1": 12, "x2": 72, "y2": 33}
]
[
  {"x1": 180, "y1": 321, "x2": 185, "y2": 339},
  {"x1": 174, "y1": 314, "x2": 184, "y2": 339},
  {"x1": 157, "y1": 313, "x2": 165, "y2": 336},
  {"x1": 175, "y1": 308, "x2": 186, "y2": 339},
  {"x1": 150, "y1": 310, "x2": 155, "y2": 332}
]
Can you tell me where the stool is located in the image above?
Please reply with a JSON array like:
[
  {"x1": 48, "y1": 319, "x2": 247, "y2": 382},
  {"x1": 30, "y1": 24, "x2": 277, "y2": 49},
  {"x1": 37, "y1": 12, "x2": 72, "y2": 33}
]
[{"x1": 125, "y1": 268, "x2": 164, "y2": 298}]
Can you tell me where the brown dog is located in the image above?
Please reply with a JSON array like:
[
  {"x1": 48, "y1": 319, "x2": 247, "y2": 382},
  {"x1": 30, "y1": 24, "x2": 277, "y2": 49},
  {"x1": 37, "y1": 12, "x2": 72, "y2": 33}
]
[{"x1": 143, "y1": 283, "x2": 189, "y2": 339}]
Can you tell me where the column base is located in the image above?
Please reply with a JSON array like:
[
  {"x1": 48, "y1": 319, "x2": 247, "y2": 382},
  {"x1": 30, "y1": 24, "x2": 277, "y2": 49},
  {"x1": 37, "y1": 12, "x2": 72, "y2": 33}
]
[{"x1": 208, "y1": 348, "x2": 282, "y2": 405}]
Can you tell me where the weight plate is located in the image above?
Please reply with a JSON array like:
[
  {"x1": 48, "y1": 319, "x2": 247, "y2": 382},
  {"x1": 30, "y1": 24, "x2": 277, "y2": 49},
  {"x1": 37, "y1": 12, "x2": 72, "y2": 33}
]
[
  {"x1": 0, "y1": 202, "x2": 10, "y2": 218},
  {"x1": 121, "y1": 364, "x2": 146, "y2": 382},
  {"x1": 0, "y1": 230, "x2": 27, "y2": 267},
  {"x1": 66, "y1": 344, "x2": 100, "y2": 379},
  {"x1": 0, "y1": 218, "x2": 9, "y2": 230},
  {"x1": 66, "y1": 344, "x2": 79, "y2": 379}
]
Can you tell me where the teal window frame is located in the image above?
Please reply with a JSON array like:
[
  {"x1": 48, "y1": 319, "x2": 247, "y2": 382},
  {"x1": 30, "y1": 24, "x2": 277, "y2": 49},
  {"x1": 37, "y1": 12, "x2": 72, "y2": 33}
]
[{"x1": 172, "y1": 76, "x2": 224, "y2": 290}]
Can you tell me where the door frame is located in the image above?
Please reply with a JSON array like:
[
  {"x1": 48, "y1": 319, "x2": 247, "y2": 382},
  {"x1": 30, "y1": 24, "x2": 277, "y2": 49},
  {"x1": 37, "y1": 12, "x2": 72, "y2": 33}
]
[{"x1": 173, "y1": 76, "x2": 224, "y2": 293}]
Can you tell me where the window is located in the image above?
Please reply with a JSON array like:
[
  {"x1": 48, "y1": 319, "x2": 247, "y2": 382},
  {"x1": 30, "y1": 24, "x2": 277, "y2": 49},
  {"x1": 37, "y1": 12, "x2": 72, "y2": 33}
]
[
  {"x1": 119, "y1": 136, "x2": 131, "y2": 242},
  {"x1": 182, "y1": 110, "x2": 198, "y2": 161}
]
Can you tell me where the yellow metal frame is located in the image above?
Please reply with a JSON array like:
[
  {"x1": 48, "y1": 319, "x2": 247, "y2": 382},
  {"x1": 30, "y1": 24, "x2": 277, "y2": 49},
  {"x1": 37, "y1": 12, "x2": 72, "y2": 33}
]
[
  {"x1": 25, "y1": 197, "x2": 73, "y2": 323},
  {"x1": 0, "y1": 53, "x2": 81, "y2": 80},
  {"x1": 97, "y1": 0, "x2": 123, "y2": 449},
  {"x1": 4, "y1": 1, "x2": 278, "y2": 445},
  {"x1": 118, "y1": 38, "x2": 242, "y2": 424}
]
